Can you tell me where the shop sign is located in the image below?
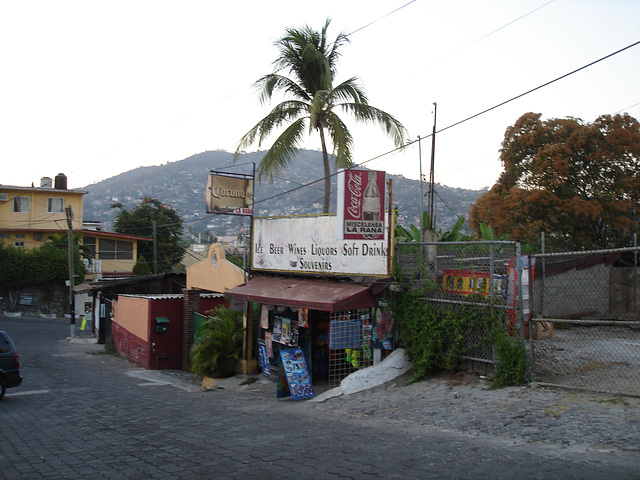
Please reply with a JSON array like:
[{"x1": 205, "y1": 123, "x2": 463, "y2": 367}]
[
  {"x1": 252, "y1": 215, "x2": 388, "y2": 276},
  {"x1": 206, "y1": 173, "x2": 254, "y2": 216},
  {"x1": 337, "y1": 169, "x2": 386, "y2": 240},
  {"x1": 277, "y1": 348, "x2": 315, "y2": 400}
]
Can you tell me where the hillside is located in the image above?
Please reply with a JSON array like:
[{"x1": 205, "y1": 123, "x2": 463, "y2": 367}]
[{"x1": 81, "y1": 150, "x2": 486, "y2": 238}]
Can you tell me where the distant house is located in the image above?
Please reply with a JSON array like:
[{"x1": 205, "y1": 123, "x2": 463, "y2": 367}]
[{"x1": 81, "y1": 225, "x2": 150, "y2": 281}]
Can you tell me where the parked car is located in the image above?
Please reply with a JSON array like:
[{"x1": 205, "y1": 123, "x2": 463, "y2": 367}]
[{"x1": 0, "y1": 330, "x2": 22, "y2": 399}]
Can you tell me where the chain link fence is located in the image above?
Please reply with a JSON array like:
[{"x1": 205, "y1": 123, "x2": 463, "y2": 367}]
[
  {"x1": 395, "y1": 241, "x2": 523, "y2": 375},
  {"x1": 395, "y1": 241, "x2": 640, "y2": 397},
  {"x1": 530, "y1": 247, "x2": 640, "y2": 397}
]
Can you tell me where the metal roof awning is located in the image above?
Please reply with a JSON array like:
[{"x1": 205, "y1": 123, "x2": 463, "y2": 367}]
[{"x1": 224, "y1": 277, "x2": 378, "y2": 312}]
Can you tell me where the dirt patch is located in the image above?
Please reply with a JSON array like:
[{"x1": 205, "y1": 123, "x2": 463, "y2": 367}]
[{"x1": 446, "y1": 370, "x2": 481, "y2": 387}]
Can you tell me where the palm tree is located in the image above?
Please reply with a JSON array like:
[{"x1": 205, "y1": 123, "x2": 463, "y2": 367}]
[{"x1": 236, "y1": 19, "x2": 407, "y2": 213}]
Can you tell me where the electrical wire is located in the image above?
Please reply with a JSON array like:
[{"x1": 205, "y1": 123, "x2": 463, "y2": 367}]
[
  {"x1": 436, "y1": 40, "x2": 640, "y2": 136},
  {"x1": 346, "y1": 1, "x2": 417, "y2": 37},
  {"x1": 85, "y1": 40, "x2": 640, "y2": 233}
]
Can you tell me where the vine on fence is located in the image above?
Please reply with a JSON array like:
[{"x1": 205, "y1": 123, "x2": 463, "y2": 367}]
[{"x1": 389, "y1": 282, "x2": 526, "y2": 388}]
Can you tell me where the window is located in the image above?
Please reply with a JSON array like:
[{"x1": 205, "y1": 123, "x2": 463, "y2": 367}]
[
  {"x1": 13, "y1": 196, "x2": 30, "y2": 213},
  {"x1": 99, "y1": 238, "x2": 133, "y2": 260},
  {"x1": 47, "y1": 197, "x2": 64, "y2": 213},
  {"x1": 83, "y1": 237, "x2": 96, "y2": 259},
  {"x1": 14, "y1": 241, "x2": 25, "y2": 248},
  {"x1": 15, "y1": 234, "x2": 25, "y2": 239}
]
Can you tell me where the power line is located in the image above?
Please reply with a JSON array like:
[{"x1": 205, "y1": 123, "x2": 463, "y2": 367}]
[
  {"x1": 437, "y1": 40, "x2": 640, "y2": 135},
  {"x1": 443, "y1": 0, "x2": 557, "y2": 59},
  {"x1": 247, "y1": 40, "x2": 640, "y2": 214},
  {"x1": 100, "y1": 40, "x2": 640, "y2": 232},
  {"x1": 347, "y1": 1, "x2": 417, "y2": 37}
]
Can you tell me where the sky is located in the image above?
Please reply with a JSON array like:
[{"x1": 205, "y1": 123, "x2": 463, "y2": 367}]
[{"x1": 1, "y1": 0, "x2": 639, "y2": 192}]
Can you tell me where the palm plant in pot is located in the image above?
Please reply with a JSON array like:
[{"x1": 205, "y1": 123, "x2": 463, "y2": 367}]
[{"x1": 189, "y1": 306, "x2": 243, "y2": 381}]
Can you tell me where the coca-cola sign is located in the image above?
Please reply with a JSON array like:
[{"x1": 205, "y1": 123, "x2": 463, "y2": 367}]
[
  {"x1": 346, "y1": 172, "x2": 362, "y2": 218},
  {"x1": 337, "y1": 169, "x2": 385, "y2": 241}
]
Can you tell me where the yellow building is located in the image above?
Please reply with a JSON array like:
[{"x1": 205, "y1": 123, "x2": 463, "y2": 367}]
[
  {"x1": 0, "y1": 175, "x2": 85, "y2": 249},
  {"x1": 0, "y1": 175, "x2": 149, "y2": 280}
]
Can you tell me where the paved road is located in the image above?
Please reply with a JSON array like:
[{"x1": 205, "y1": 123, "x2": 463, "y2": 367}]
[{"x1": 1, "y1": 316, "x2": 638, "y2": 479}]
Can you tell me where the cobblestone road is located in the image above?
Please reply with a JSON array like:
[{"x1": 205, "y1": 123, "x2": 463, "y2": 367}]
[{"x1": 1, "y1": 316, "x2": 638, "y2": 479}]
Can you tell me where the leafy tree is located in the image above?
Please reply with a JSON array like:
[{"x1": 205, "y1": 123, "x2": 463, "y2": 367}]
[
  {"x1": 132, "y1": 256, "x2": 152, "y2": 276},
  {"x1": 112, "y1": 197, "x2": 185, "y2": 273},
  {"x1": 469, "y1": 113, "x2": 640, "y2": 250},
  {"x1": 236, "y1": 19, "x2": 407, "y2": 213},
  {"x1": 0, "y1": 244, "x2": 33, "y2": 311},
  {"x1": 31, "y1": 244, "x2": 86, "y2": 313},
  {"x1": 46, "y1": 232, "x2": 93, "y2": 262},
  {"x1": 0, "y1": 243, "x2": 85, "y2": 312}
]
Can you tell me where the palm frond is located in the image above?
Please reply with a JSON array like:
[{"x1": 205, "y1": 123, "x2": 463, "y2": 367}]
[
  {"x1": 258, "y1": 117, "x2": 309, "y2": 180},
  {"x1": 236, "y1": 100, "x2": 308, "y2": 156},
  {"x1": 324, "y1": 111, "x2": 355, "y2": 168},
  {"x1": 330, "y1": 77, "x2": 368, "y2": 104},
  {"x1": 273, "y1": 19, "x2": 348, "y2": 95},
  {"x1": 254, "y1": 74, "x2": 311, "y2": 104},
  {"x1": 340, "y1": 102, "x2": 407, "y2": 147}
]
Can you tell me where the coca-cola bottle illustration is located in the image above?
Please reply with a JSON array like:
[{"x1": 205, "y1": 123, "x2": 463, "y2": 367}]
[{"x1": 362, "y1": 171, "x2": 381, "y2": 221}]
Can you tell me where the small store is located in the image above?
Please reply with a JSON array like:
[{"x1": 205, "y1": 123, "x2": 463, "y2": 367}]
[
  {"x1": 225, "y1": 190, "x2": 394, "y2": 398},
  {"x1": 225, "y1": 275, "x2": 393, "y2": 393}
]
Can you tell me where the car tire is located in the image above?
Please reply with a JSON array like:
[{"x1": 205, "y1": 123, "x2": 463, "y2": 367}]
[{"x1": 0, "y1": 377, "x2": 6, "y2": 400}]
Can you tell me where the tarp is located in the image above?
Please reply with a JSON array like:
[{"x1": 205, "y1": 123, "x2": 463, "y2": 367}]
[{"x1": 224, "y1": 276, "x2": 378, "y2": 312}]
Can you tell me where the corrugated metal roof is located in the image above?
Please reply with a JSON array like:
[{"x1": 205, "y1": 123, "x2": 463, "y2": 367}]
[{"x1": 118, "y1": 292, "x2": 223, "y2": 300}]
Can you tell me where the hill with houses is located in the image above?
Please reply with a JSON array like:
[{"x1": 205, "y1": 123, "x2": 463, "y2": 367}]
[{"x1": 81, "y1": 150, "x2": 486, "y2": 239}]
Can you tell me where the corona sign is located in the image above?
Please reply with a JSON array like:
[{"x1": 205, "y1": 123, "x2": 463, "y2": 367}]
[{"x1": 206, "y1": 173, "x2": 253, "y2": 216}]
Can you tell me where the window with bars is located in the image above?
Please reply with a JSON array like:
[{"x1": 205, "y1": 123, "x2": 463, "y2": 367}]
[
  {"x1": 98, "y1": 238, "x2": 133, "y2": 260},
  {"x1": 47, "y1": 197, "x2": 64, "y2": 213},
  {"x1": 13, "y1": 196, "x2": 30, "y2": 213}
]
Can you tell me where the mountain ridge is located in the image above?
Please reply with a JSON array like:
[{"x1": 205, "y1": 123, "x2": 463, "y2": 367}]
[{"x1": 81, "y1": 150, "x2": 487, "y2": 237}]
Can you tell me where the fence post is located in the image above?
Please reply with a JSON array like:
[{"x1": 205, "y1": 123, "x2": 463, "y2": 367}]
[
  {"x1": 540, "y1": 231, "x2": 546, "y2": 318},
  {"x1": 527, "y1": 254, "x2": 536, "y2": 380},
  {"x1": 634, "y1": 233, "x2": 638, "y2": 314}
]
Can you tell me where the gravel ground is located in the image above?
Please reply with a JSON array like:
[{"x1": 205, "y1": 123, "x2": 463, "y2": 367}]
[
  {"x1": 532, "y1": 325, "x2": 640, "y2": 396},
  {"x1": 307, "y1": 370, "x2": 640, "y2": 455}
]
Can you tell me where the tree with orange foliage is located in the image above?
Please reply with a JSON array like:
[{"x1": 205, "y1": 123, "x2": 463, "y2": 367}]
[{"x1": 469, "y1": 112, "x2": 640, "y2": 250}]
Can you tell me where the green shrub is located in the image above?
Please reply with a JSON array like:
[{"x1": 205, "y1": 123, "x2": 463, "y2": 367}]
[
  {"x1": 390, "y1": 285, "x2": 527, "y2": 388},
  {"x1": 189, "y1": 306, "x2": 243, "y2": 378}
]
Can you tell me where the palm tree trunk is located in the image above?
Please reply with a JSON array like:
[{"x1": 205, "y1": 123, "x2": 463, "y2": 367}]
[{"x1": 318, "y1": 126, "x2": 331, "y2": 214}]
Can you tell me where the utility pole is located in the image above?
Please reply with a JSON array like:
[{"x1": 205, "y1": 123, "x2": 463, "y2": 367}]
[
  {"x1": 418, "y1": 135, "x2": 424, "y2": 232},
  {"x1": 428, "y1": 102, "x2": 437, "y2": 231},
  {"x1": 66, "y1": 204, "x2": 75, "y2": 338},
  {"x1": 152, "y1": 220, "x2": 158, "y2": 275}
]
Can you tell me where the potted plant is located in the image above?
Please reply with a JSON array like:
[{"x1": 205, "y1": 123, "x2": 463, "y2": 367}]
[{"x1": 189, "y1": 306, "x2": 243, "y2": 386}]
